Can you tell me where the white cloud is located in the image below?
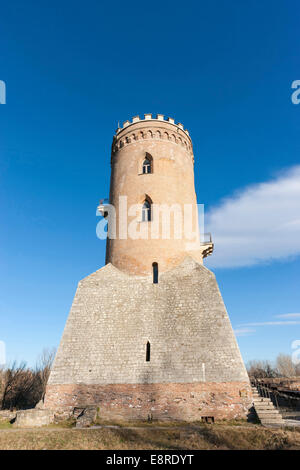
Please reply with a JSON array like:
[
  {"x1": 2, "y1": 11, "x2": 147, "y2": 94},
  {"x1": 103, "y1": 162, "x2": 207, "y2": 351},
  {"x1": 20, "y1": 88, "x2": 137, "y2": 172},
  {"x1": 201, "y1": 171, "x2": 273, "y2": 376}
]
[
  {"x1": 241, "y1": 321, "x2": 300, "y2": 326},
  {"x1": 276, "y1": 313, "x2": 300, "y2": 318},
  {"x1": 205, "y1": 166, "x2": 300, "y2": 268},
  {"x1": 234, "y1": 327, "x2": 255, "y2": 337}
]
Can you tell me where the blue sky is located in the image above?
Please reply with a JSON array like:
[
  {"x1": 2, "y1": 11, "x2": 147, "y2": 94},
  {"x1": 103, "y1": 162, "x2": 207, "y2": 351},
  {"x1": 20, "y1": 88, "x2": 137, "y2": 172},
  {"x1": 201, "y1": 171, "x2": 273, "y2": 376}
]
[{"x1": 0, "y1": 0, "x2": 300, "y2": 367}]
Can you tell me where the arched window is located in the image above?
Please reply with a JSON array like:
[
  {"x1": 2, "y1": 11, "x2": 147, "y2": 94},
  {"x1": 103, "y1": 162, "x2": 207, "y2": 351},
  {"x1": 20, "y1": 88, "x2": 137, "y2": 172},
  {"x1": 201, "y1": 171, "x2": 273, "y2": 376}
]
[
  {"x1": 152, "y1": 262, "x2": 158, "y2": 284},
  {"x1": 146, "y1": 341, "x2": 151, "y2": 362},
  {"x1": 142, "y1": 200, "x2": 151, "y2": 221},
  {"x1": 141, "y1": 153, "x2": 153, "y2": 174},
  {"x1": 142, "y1": 158, "x2": 151, "y2": 174}
]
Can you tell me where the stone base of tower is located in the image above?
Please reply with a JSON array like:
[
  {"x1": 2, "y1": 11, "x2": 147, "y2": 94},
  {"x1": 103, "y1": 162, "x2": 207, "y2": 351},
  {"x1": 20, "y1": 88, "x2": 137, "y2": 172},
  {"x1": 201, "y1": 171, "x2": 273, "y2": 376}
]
[
  {"x1": 44, "y1": 382, "x2": 252, "y2": 422},
  {"x1": 45, "y1": 257, "x2": 252, "y2": 422}
]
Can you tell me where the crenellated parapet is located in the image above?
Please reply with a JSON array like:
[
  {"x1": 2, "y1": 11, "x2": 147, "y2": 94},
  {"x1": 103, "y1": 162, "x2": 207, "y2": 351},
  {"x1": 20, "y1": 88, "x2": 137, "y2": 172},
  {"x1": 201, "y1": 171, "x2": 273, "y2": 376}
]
[{"x1": 111, "y1": 114, "x2": 193, "y2": 159}]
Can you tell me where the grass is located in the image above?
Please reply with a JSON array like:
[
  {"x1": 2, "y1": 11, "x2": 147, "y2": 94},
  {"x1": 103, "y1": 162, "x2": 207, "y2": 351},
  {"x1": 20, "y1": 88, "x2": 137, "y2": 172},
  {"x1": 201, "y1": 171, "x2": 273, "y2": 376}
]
[
  {"x1": 94, "y1": 417, "x2": 196, "y2": 428},
  {"x1": 0, "y1": 421, "x2": 299, "y2": 449},
  {"x1": 0, "y1": 420, "x2": 13, "y2": 430}
]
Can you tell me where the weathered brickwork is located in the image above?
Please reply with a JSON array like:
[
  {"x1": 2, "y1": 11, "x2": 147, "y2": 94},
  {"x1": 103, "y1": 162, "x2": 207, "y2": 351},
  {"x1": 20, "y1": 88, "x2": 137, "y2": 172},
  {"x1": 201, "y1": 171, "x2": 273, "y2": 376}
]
[{"x1": 44, "y1": 382, "x2": 251, "y2": 421}]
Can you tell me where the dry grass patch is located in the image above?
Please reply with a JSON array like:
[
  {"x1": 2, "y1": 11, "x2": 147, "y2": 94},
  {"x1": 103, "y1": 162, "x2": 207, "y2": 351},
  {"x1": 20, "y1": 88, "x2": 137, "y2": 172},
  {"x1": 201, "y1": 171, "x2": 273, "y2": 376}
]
[
  {"x1": 0, "y1": 422, "x2": 299, "y2": 450},
  {"x1": 0, "y1": 420, "x2": 12, "y2": 430},
  {"x1": 94, "y1": 418, "x2": 192, "y2": 428}
]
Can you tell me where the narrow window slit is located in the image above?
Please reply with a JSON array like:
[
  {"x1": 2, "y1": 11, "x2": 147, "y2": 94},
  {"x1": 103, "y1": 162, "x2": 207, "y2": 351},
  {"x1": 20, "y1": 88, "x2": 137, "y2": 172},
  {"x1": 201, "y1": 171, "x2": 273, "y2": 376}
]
[
  {"x1": 152, "y1": 262, "x2": 158, "y2": 284},
  {"x1": 146, "y1": 341, "x2": 151, "y2": 362}
]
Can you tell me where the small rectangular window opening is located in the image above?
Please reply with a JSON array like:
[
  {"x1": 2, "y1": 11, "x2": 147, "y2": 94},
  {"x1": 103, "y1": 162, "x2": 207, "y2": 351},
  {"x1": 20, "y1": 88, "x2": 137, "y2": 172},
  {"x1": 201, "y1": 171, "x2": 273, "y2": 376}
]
[
  {"x1": 152, "y1": 262, "x2": 158, "y2": 284},
  {"x1": 146, "y1": 341, "x2": 151, "y2": 362}
]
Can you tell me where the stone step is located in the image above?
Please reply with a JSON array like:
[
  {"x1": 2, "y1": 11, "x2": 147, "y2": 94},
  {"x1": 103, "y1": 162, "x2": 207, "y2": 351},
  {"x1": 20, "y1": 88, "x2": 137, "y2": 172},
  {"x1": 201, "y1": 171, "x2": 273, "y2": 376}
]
[
  {"x1": 258, "y1": 414, "x2": 283, "y2": 420},
  {"x1": 260, "y1": 416, "x2": 284, "y2": 421},
  {"x1": 252, "y1": 385, "x2": 285, "y2": 427},
  {"x1": 256, "y1": 408, "x2": 280, "y2": 414},
  {"x1": 253, "y1": 404, "x2": 274, "y2": 409},
  {"x1": 255, "y1": 409, "x2": 276, "y2": 413},
  {"x1": 253, "y1": 401, "x2": 274, "y2": 405},
  {"x1": 260, "y1": 419, "x2": 285, "y2": 424},
  {"x1": 258, "y1": 416, "x2": 283, "y2": 422},
  {"x1": 260, "y1": 415, "x2": 284, "y2": 421},
  {"x1": 253, "y1": 397, "x2": 271, "y2": 402},
  {"x1": 263, "y1": 419, "x2": 285, "y2": 423},
  {"x1": 261, "y1": 420, "x2": 285, "y2": 425},
  {"x1": 253, "y1": 402, "x2": 272, "y2": 406},
  {"x1": 254, "y1": 400, "x2": 273, "y2": 404}
]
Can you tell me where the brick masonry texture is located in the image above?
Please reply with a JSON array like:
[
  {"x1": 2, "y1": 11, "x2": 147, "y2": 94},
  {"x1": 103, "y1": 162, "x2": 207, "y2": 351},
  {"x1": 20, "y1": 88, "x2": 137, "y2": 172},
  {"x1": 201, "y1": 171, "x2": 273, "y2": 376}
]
[
  {"x1": 106, "y1": 119, "x2": 205, "y2": 276},
  {"x1": 44, "y1": 382, "x2": 251, "y2": 421},
  {"x1": 44, "y1": 257, "x2": 251, "y2": 419}
]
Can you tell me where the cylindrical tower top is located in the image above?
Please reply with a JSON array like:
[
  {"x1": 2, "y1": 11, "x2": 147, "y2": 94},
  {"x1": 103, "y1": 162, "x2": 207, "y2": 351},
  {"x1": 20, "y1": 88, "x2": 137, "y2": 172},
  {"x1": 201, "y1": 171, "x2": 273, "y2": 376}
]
[
  {"x1": 111, "y1": 114, "x2": 194, "y2": 164},
  {"x1": 104, "y1": 114, "x2": 212, "y2": 276}
]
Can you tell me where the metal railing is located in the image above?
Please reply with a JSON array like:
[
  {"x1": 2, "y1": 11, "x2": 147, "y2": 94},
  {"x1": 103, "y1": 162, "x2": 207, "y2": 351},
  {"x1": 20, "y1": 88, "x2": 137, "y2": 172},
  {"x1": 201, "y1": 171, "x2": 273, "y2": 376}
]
[
  {"x1": 252, "y1": 379, "x2": 283, "y2": 410},
  {"x1": 200, "y1": 233, "x2": 213, "y2": 245},
  {"x1": 97, "y1": 198, "x2": 110, "y2": 218}
]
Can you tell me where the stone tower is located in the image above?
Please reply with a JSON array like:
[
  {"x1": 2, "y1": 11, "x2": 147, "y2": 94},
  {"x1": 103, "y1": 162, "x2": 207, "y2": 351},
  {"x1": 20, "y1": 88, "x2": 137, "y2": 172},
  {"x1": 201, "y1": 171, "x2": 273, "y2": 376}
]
[{"x1": 44, "y1": 114, "x2": 251, "y2": 421}]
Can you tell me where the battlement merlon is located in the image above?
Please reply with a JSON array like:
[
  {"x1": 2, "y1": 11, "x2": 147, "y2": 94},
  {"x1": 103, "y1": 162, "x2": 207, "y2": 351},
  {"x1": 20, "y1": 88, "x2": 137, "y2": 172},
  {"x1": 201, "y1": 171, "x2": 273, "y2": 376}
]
[{"x1": 114, "y1": 114, "x2": 191, "y2": 140}]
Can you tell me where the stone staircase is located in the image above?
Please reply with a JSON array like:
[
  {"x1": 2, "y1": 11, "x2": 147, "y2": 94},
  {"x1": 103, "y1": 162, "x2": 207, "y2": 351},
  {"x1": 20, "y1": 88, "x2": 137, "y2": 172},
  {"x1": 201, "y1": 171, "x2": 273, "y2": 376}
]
[{"x1": 252, "y1": 386, "x2": 285, "y2": 427}]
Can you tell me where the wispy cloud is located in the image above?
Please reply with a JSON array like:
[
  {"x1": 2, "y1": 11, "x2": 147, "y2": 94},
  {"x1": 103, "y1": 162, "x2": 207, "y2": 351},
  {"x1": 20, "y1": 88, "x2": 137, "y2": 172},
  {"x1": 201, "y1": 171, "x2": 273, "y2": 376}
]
[
  {"x1": 240, "y1": 321, "x2": 300, "y2": 327},
  {"x1": 276, "y1": 313, "x2": 300, "y2": 319},
  {"x1": 205, "y1": 166, "x2": 300, "y2": 268},
  {"x1": 234, "y1": 327, "x2": 256, "y2": 337}
]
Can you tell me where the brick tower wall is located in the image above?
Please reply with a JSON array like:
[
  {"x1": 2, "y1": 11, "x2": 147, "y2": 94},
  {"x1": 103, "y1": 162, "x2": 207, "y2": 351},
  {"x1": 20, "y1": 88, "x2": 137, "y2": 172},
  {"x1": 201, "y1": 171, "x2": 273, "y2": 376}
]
[{"x1": 106, "y1": 116, "x2": 203, "y2": 276}]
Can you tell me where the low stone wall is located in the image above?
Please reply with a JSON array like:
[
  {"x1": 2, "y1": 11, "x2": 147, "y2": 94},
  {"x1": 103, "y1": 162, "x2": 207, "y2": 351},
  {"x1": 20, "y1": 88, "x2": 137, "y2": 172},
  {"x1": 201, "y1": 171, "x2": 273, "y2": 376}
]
[
  {"x1": 0, "y1": 410, "x2": 16, "y2": 422},
  {"x1": 14, "y1": 409, "x2": 55, "y2": 428},
  {"x1": 44, "y1": 381, "x2": 252, "y2": 421}
]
